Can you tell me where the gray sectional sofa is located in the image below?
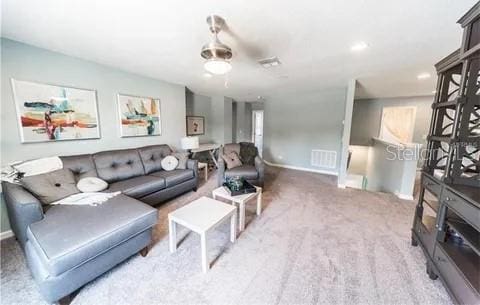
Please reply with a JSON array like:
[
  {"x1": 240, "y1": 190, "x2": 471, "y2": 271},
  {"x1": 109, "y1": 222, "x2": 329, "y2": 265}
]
[{"x1": 2, "y1": 144, "x2": 198, "y2": 303}]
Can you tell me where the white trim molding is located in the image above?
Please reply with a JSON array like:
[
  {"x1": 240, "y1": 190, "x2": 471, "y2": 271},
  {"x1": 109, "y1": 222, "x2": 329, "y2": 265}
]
[
  {"x1": 0, "y1": 230, "x2": 14, "y2": 241},
  {"x1": 264, "y1": 160, "x2": 338, "y2": 176},
  {"x1": 394, "y1": 192, "x2": 414, "y2": 201}
]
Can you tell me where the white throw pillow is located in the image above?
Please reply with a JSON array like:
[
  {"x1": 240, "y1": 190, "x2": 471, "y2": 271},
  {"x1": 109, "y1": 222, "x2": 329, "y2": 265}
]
[
  {"x1": 161, "y1": 156, "x2": 178, "y2": 171},
  {"x1": 77, "y1": 177, "x2": 108, "y2": 193}
]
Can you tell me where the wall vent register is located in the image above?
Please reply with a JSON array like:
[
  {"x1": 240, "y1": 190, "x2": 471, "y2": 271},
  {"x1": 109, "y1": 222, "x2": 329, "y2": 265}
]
[{"x1": 311, "y1": 149, "x2": 336, "y2": 169}]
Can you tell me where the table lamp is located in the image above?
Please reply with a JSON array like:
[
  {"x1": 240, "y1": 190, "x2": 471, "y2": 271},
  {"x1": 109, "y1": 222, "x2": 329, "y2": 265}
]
[{"x1": 181, "y1": 136, "x2": 199, "y2": 156}]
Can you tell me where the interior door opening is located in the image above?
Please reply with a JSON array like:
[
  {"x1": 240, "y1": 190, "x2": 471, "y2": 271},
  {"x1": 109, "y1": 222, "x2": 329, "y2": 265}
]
[{"x1": 252, "y1": 110, "x2": 264, "y2": 157}]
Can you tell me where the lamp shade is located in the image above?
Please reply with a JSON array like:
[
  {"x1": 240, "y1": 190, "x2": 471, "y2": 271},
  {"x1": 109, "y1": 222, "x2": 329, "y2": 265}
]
[{"x1": 181, "y1": 136, "x2": 199, "y2": 150}]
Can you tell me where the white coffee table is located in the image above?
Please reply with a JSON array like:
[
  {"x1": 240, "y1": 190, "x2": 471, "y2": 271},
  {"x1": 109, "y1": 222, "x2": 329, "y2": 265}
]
[
  {"x1": 212, "y1": 186, "x2": 262, "y2": 231},
  {"x1": 168, "y1": 196, "x2": 237, "y2": 273}
]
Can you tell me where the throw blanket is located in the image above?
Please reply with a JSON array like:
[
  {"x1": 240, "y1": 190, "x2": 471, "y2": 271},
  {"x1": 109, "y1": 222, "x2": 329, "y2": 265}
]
[
  {"x1": 1, "y1": 156, "x2": 63, "y2": 184},
  {"x1": 50, "y1": 192, "x2": 121, "y2": 206}
]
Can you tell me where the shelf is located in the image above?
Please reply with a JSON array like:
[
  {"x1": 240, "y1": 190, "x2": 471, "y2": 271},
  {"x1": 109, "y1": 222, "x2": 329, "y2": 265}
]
[
  {"x1": 438, "y1": 240, "x2": 480, "y2": 294},
  {"x1": 428, "y1": 135, "x2": 454, "y2": 143},
  {"x1": 433, "y1": 100, "x2": 459, "y2": 109},
  {"x1": 447, "y1": 219, "x2": 480, "y2": 256},
  {"x1": 445, "y1": 184, "x2": 480, "y2": 208}
]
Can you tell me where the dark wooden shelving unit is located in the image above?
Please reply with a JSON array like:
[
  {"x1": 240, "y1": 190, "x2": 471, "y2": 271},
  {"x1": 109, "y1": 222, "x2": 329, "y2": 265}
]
[{"x1": 411, "y1": 3, "x2": 480, "y2": 304}]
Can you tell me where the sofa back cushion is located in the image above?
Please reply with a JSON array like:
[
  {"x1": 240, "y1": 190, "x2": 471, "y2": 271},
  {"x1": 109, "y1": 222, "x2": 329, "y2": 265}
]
[
  {"x1": 93, "y1": 149, "x2": 145, "y2": 183},
  {"x1": 60, "y1": 154, "x2": 97, "y2": 182},
  {"x1": 137, "y1": 144, "x2": 172, "y2": 174}
]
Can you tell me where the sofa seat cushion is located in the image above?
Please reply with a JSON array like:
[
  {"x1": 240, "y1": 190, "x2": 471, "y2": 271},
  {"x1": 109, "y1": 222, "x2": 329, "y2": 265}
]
[
  {"x1": 149, "y1": 169, "x2": 194, "y2": 187},
  {"x1": 107, "y1": 176, "x2": 166, "y2": 198},
  {"x1": 26, "y1": 194, "x2": 157, "y2": 276},
  {"x1": 225, "y1": 165, "x2": 259, "y2": 180}
]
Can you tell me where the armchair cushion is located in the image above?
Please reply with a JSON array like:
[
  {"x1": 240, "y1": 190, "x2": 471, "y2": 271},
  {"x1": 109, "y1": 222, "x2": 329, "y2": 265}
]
[{"x1": 224, "y1": 165, "x2": 259, "y2": 180}]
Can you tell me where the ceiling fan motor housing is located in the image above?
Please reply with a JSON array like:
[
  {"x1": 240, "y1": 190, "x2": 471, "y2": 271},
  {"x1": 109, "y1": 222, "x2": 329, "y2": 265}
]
[{"x1": 201, "y1": 15, "x2": 232, "y2": 61}]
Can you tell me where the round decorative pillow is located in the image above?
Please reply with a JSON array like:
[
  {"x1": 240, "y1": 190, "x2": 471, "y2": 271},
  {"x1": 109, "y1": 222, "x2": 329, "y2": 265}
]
[
  {"x1": 76, "y1": 177, "x2": 108, "y2": 193},
  {"x1": 161, "y1": 156, "x2": 178, "y2": 171}
]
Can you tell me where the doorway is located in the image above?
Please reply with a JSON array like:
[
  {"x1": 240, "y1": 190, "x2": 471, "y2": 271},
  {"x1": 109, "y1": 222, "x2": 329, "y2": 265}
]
[{"x1": 252, "y1": 110, "x2": 264, "y2": 156}]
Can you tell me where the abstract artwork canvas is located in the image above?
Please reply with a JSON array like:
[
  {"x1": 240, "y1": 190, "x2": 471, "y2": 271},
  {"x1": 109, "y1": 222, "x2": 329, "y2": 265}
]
[
  {"x1": 186, "y1": 116, "x2": 205, "y2": 135},
  {"x1": 117, "y1": 94, "x2": 161, "y2": 137},
  {"x1": 379, "y1": 106, "x2": 417, "y2": 144},
  {"x1": 11, "y1": 79, "x2": 100, "y2": 143}
]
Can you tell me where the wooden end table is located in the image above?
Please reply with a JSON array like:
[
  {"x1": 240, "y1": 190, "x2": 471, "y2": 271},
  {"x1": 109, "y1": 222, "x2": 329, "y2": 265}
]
[
  {"x1": 168, "y1": 196, "x2": 237, "y2": 273},
  {"x1": 212, "y1": 186, "x2": 262, "y2": 231}
]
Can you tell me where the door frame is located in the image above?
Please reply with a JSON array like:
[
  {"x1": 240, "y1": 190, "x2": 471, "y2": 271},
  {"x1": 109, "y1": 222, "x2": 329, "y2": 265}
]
[{"x1": 251, "y1": 110, "x2": 264, "y2": 155}]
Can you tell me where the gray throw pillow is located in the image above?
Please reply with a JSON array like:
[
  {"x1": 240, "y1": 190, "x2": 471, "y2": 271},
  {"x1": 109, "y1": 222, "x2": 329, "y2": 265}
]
[
  {"x1": 239, "y1": 142, "x2": 258, "y2": 166},
  {"x1": 172, "y1": 152, "x2": 189, "y2": 170},
  {"x1": 222, "y1": 151, "x2": 243, "y2": 169},
  {"x1": 20, "y1": 168, "x2": 79, "y2": 205}
]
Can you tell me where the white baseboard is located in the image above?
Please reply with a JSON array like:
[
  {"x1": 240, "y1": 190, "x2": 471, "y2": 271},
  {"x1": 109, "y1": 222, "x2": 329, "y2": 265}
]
[
  {"x1": 264, "y1": 160, "x2": 338, "y2": 176},
  {"x1": 0, "y1": 230, "x2": 14, "y2": 240},
  {"x1": 395, "y1": 192, "x2": 414, "y2": 201}
]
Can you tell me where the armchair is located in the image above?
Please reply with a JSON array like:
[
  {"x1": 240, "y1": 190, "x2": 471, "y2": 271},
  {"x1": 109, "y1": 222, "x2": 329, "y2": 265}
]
[{"x1": 217, "y1": 143, "x2": 264, "y2": 187}]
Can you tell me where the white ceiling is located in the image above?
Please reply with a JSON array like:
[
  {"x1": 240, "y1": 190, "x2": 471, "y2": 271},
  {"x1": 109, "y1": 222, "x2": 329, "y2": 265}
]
[{"x1": 2, "y1": 0, "x2": 478, "y2": 101}]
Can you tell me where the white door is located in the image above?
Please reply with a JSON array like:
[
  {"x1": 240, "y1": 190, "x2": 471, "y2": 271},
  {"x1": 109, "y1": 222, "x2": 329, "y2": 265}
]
[{"x1": 252, "y1": 110, "x2": 264, "y2": 156}]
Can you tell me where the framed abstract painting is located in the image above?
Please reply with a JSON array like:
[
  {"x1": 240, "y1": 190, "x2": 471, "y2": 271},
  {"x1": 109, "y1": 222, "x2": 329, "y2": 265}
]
[
  {"x1": 11, "y1": 79, "x2": 100, "y2": 143},
  {"x1": 117, "y1": 94, "x2": 161, "y2": 137},
  {"x1": 186, "y1": 116, "x2": 205, "y2": 135}
]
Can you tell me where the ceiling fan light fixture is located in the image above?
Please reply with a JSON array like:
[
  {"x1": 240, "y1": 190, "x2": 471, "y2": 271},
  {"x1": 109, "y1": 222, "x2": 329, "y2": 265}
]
[
  {"x1": 200, "y1": 15, "x2": 232, "y2": 75},
  {"x1": 204, "y1": 58, "x2": 232, "y2": 75}
]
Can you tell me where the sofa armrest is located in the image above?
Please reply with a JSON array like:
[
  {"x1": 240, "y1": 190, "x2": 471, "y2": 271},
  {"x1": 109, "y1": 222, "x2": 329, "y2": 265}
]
[
  {"x1": 2, "y1": 182, "x2": 44, "y2": 247},
  {"x1": 255, "y1": 156, "x2": 265, "y2": 187},
  {"x1": 187, "y1": 159, "x2": 198, "y2": 178},
  {"x1": 217, "y1": 156, "x2": 226, "y2": 187}
]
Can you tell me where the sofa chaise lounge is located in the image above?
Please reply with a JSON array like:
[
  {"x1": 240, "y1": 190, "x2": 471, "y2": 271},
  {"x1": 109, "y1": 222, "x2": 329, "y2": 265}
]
[{"x1": 2, "y1": 144, "x2": 198, "y2": 303}]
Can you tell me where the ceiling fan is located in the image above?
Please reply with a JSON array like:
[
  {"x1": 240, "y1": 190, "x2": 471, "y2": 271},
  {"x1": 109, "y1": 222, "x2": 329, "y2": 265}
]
[{"x1": 200, "y1": 15, "x2": 232, "y2": 75}]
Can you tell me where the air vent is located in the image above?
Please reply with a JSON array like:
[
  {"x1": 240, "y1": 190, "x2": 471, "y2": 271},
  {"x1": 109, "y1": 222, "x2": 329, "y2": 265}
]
[
  {"x1": 258, "y1": 56, "x2": 281, "y2": 68},
  {"x1": 311, "y1": 149, "x2": 337, "y2": 169}
]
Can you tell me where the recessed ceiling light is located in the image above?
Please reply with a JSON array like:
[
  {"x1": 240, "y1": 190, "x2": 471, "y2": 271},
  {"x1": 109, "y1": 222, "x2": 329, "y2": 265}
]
[
  {"x1": 203, "y1": 72, "x2": 212, "y2": 78},
  {"x1": 417, "y1": 73, "x2": 431, "y2": 80},
  {"x1": 351, "y1": 42, "x2": 369, "y2": 52}
]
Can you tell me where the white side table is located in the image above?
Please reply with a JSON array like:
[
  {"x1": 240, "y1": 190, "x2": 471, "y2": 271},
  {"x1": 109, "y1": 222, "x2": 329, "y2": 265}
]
[
  {"x1": 198, "y1": 162, "x2": 208, "y2": 180},
  {"x1": 168, "y1": 196, "x2": 237, "y2": 273},
  {"x1": 212, "y1": 186, "x2": 262, "y2": 231}
]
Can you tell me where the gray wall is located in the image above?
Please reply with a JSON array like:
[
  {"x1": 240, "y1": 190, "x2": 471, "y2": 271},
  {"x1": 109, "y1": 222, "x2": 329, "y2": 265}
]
[
  {"x1": 0, "y1": 38, "x2": 187, "y2": 233},
  {"x1": 350, "y1": 96, "x2": 433, "y2": 146},
  {"x1": 233, "y1": 101, "x2": 253, "y2": 143},
  {"x1": 263, "y1": 88, "x2": 347, "y2": 173},
  {"x1": 185, "y1": 89, "x2": 213, "y2": 143}
]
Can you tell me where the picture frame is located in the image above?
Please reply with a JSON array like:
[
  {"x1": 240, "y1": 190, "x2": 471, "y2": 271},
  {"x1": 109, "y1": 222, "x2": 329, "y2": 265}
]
[
  {"x1": 11, "y1": 79, "x2": 100, "y2": 143},
  {"x1": 117, "y1": 93, "x2": 162, "y2": 137},
  {"x1": 186, "y1": 116, "x2": 205, "y2": 136}
]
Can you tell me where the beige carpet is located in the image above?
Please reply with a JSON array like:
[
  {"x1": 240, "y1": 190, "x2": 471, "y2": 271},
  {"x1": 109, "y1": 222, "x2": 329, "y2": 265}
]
[{"x1": 1, "y1": 166, "x2": 452, "y2": 305}]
